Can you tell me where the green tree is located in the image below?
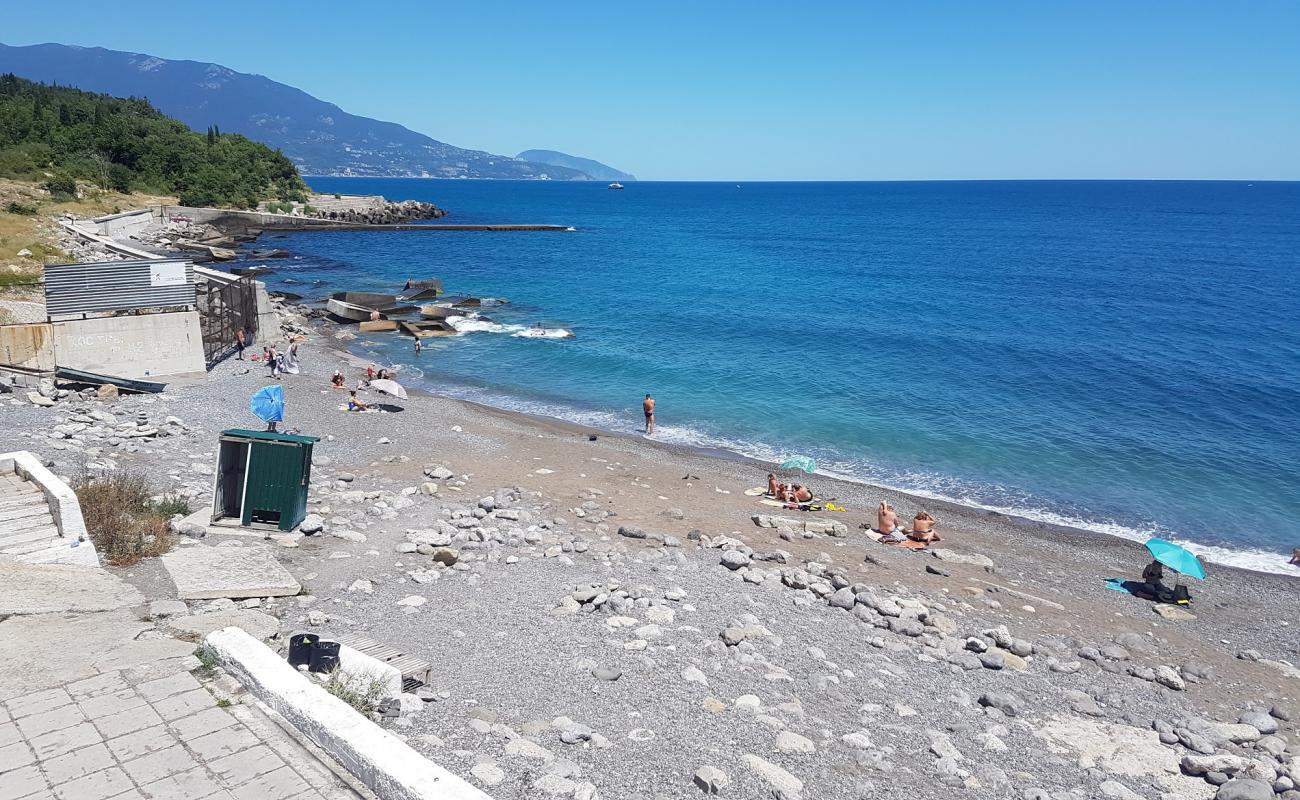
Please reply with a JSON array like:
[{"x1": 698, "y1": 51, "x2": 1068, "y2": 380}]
[{"x1": 0, "y1": 74, "x2": 306, "y2": 207}]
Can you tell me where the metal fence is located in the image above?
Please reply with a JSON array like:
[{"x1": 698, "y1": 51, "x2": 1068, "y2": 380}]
[
  {"x1": 43, "y1": 259, "x2": 196, "y2": 318},
  {"x1": 196, "y1": 275, "x2": 259, "y2": 364}
]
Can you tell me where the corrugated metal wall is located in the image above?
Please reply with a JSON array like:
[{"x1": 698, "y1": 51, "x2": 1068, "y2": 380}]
[{"x1": 44, "y1": 259, "x2": 196, "y2": 317}]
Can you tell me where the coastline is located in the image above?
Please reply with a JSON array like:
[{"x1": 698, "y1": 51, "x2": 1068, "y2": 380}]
[
  {"x1": 7, "y1": 305, "x2": 1298, "y2": 799},
  {"x1": 324, "y1": 326, "x2": 1300, "y2": 580}
]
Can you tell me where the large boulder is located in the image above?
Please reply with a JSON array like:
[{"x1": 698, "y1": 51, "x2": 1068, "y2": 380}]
[{"x1": 1214, "y1": 779, "x2": 1273, "y2": 800}]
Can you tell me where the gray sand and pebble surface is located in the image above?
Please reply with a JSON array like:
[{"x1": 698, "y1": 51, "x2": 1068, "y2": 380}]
[{"x1": 2, "y1": 297, "x2": 1298, "y2": 800}]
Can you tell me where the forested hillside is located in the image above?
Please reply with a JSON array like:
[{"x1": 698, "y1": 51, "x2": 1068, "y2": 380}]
[{"x1": 0, "y1": 73, "x2": 306, "y2": 207}]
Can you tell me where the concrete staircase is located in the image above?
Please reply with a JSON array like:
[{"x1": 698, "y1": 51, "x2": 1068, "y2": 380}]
[{"x1": 0, "y1": 473, "x2": 86, "y2": 565}]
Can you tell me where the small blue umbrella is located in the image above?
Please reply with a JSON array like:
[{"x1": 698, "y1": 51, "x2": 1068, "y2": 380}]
[
  {"x1": 1145, "y1": 538, "x2": 1206, "y2": 580},
  {"x1": 250, "y1": 385, "x2": 285, "y2": 423},
  {"x1": 779, "y1": 456, "x2": 817, "y2": 474}
]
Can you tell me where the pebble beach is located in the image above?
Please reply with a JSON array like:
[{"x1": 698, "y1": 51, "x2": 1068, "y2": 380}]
[{"x1": 4, "y1": 296, "x2": 1299, "y2": 800}]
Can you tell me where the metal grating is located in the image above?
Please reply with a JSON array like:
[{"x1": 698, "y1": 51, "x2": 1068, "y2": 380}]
[{"x1": 43, "y1": 259, "x2": 196, "y2": 318}]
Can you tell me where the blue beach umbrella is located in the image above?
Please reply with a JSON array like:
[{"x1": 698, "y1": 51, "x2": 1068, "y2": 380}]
[
  {"x1": 779, "y1": 456, "x2": 817, "y2": 474},
  {"x1": 1145, "y1": 538, "x2": 1206, "y2": 580},
  {"x1": 250, "y1": 385, "x2": 285, "y2": 423}
]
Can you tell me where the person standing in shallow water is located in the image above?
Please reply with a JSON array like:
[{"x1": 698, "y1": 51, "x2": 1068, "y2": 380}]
[{"x1": 643, "y1": 393, "x2": 656, "y2": 435}]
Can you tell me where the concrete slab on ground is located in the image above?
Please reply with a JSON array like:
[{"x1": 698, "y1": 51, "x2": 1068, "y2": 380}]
[
  {"x1": 0, "y1": 561, "x2": 143, "y2": 615},
  {"x1": 0, "y1": 610, "x2": 195, "y2": 697},
  {"x1": 167, "y1": 610, "x2": 282, "y2": 642},
  {"x1": 161, "y1": 543, "x2": 300, "y2": 600}
]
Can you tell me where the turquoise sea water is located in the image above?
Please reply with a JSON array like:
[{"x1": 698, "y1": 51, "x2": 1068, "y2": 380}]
[{"x1": 280, "y1": 179, "x2": 1299, "y2": 573}]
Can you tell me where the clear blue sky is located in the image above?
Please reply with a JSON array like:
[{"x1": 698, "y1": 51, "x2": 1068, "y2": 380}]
[{"x1": 3, "y1": 1, "x2": 1298, "y2": 180}]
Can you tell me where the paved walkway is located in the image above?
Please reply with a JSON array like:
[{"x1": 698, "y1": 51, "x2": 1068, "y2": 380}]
[
  {"x1": 0, "y1": 663, "x2": 359, "y2": 800},
  {"x1": 0, "y1": 561, "x2": 361, "y2": 800}
]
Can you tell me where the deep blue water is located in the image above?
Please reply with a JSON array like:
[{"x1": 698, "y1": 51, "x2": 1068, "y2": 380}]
[{"x1": 284, "y1": 179, "x2": 1299, "y2": 573}]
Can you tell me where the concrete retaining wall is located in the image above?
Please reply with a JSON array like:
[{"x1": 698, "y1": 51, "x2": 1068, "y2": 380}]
[
  {"x1": 52, "y1": 311, "x2": 206, "y2": 379},
  {"x1": 89, "y1": 209, "x2": 154, "y2": 239},
  {"x1": 0, "y1": 323, "x2": 55, "y2": 373},
  {"x1": 205, "y1": 627, "x2": 491, "y2": 800}
]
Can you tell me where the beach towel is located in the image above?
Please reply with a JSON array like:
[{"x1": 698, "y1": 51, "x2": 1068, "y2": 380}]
[
  {"x1": 758, "y1": 498, "x2": 822, "y2": 510},
  {"x1": 891, "y1": 539, "x2": 929, "y2": 550}
]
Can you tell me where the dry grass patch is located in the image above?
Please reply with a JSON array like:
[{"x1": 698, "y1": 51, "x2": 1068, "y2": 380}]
[{"x1": 72, "y1": 469, "x2": 177, "y2": 566}]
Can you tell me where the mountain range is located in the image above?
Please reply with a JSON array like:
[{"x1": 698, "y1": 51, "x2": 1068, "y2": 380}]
[
  {"x1": 0, "y1": 42, "x2": 633, "y2": 181},
  {"x1": 517, "y1": 150, "x2": 636, "y2": 182}
]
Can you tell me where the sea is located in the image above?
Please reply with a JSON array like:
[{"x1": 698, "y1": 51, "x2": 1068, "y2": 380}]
[{"x1": 274, "y1": 179, "x2": 1299, "y2": 575}]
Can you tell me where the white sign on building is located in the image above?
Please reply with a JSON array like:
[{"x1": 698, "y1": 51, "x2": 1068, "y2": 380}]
[{"x1": 149, "y1": 262, "x2": 188, "y2": 287}]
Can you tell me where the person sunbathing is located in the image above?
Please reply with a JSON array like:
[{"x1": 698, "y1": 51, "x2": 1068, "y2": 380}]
[
  {"x1": 767, "y1": 473, "x2": 780, "y2": 497},
  {"x1": 908, "y1": 511, "x2": 940, "y2": 543},
  {"x1": 876, "y1": 501, "x2": 904, "y2": 540},
  {"x1": 331, "y1": 369, "x2": 346, "y2": 388},
  {"x1": 347, "y1": 390, "x2": 369, "y2": 412},
  {"x1": 792, "y1": 485, "x2": 813, "y2": 503}
]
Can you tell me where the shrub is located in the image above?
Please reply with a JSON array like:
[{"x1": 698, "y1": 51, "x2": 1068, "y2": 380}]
[
  {"x1": 42, "y1": 174, "x2": 77, "y2": 199},
  {"x1": 150, "y1": 493, "x2": 193, "y2": 517},
  {"x1": 4, "y1": 201, "x2": 37, "y2": 215},
  {"x1": 72, "y1": 469, "x2": 175, "y2": 566},
  {"x1": 324, "y1": 668, "x2": 389, "y2": 716}
]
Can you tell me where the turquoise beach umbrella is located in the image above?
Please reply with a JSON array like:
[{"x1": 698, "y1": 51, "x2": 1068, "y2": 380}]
[
  {"x1": 779, "y1": 456, "x2": 817, "y2": 474},
  {"x1": 1145, "y1": 538, "x2": 1206, "y2": 580}
]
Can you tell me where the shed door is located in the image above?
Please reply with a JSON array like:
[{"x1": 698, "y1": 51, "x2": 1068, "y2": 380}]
[
  {"x1": 213, "y1": 439, "x2": 249, "y2": 522},
  {"x1": 241, "y1": 441, "x2": 301, "y2": 528}
]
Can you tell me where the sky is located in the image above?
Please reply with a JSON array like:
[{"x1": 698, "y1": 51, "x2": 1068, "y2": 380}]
[{"x1": 2, "y1": 1, "x2": 1299, "y2": 181}]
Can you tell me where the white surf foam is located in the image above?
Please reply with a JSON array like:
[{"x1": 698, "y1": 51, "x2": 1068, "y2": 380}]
[
  {"x1": 446, "y1": 315, "x2": 573, "y2": 339},
  {"x1": 404, "y1": 379, "x2": 1300, "y2": 577}
]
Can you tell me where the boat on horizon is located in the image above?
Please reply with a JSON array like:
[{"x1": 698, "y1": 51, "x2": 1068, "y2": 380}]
[{"x1": 608, "y1": 182, "x2": 624, "y2": 190}]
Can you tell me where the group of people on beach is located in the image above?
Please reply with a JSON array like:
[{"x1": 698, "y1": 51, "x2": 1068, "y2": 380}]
[
  {"x1": 233, "y1": 326, "x2": 302, "y2": 379},
  {"x1": 874, "y1": 500, "x2": 940, "y2": 544},
  {"x1": 766, "y1": 473, "x2": 813, "y2": 503},
  {"x1": 330, "y1": 363, "x2": 400, "y2": 412}
]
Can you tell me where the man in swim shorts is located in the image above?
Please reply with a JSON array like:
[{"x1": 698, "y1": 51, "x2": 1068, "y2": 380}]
[{"x1": 643, "y1": 393, "x2": 655, "y2": 434}]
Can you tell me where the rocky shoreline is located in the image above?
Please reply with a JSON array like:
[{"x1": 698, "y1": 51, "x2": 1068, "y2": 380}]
[{"x1": 2, "y1": 295, "x2": 1297, "y2": 800}]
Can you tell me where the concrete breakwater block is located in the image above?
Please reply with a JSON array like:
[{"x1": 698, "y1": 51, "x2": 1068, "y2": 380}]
[{"x1": 162, "y1": 544, "x2": 300, "y2": 600}]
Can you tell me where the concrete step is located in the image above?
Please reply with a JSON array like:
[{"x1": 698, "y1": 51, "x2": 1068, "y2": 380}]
[
  {"x1": 0, "y1": 502, "x2": 52, "y2": 524},
  {"x1": 0, "y1": 523, "x2": 60, "y2": 550},
  {"x1": 0, "y1": 509, "x2": 56, "y2": 531},
  {"x1": 11, "y1": 540, "x2": 94, "y2": 566},
  {"x1": 0, "y1": 497, "x2": 47, "y2": 514},
  {"x1": 0, "y1": 483, "x2": 41, "y2": 496},
  {"x1": 0, "y1": 518, "x2": 59, "y2": 546},
  {"x1": 0, "y1": 527, "x2": 63, "y2": 555}
]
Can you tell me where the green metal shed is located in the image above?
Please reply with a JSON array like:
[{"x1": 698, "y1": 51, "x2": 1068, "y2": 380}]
[{"x1": 211, "y1": 429, "x2": 320, "y2": 532}]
